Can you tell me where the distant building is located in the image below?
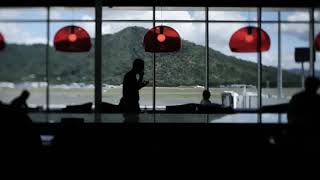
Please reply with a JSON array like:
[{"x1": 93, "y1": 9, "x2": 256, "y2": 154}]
[{"x1": 0, "y1": 82, "x2": 15, "y2": 88}]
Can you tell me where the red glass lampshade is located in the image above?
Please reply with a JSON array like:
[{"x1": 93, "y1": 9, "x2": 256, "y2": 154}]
[
  {"x1": 316, "y1": 33, "x2": 320, "y2": 51},
  {"x1": 54, "y1": 25, "x2": 92, "y2": 52},
  {"x1": 144, "y1": 25, "x2": 181, "y2": 52},
  {"x1": 229, "y1": 26, "x2": 270, "y2": 53},
  {"x1": 0, "y1": 33, "x2": 5, "y2": 50}
]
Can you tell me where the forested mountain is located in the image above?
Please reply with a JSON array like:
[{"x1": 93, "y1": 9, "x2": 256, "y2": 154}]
[{"x1": 0, "y1": 26, "x2": 300, "y2": 87}]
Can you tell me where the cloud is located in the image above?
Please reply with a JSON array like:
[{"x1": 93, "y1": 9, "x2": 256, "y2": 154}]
[
  {"x1": 0, "y1": 23, "x2": 46, "y2": 45},
  {"x1": 209, "y1": 10, "x2": 247, "y2": 21},
  {"x1": 281, "y1": 12, "x2": 310, "y2": 41},
  {"x1": 76, "y1": 15, "x2": 96, "y2": 37},
  {"x1": 287, "y1": 12, "x2": 309, "y2": 21},
  {"x1": 50, "y1": 7, "x2": 95, "y2": 20},
  {"x1": 281, "y1": 24, "x2": 309, "y2": 42},
  {"x1": 315, "y1": 11, "x2": 320, "y2": 20},
  {"x1": 156, "y1": 10, "x2": 202, "y2": 20},
  {"x1": 0, "y1": 10, "x2": 21, "y2": 19},
  {"x1": 102, "y1": 23, "x2": 152, "y2": 35},
  {"x1": 0, "y1": 8, "x2": 47, "y2": 21},
  {"x1": 103, "y1": 8, "x2": 153, "y2": 20}
]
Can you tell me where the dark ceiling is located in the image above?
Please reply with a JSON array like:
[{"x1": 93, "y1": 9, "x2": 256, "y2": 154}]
[{"x1": 0, "y1": 0, "x2": 319, "y2": 7}]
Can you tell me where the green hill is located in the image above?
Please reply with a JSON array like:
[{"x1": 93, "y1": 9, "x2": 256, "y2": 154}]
[{"x1": 0, "y1": 26, "x2": 300, "y2": 87}]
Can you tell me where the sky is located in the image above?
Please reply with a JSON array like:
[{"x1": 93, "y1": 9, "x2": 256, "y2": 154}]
[{"x1": 0, "y1": 7, "x2": 320, "y2": 70}]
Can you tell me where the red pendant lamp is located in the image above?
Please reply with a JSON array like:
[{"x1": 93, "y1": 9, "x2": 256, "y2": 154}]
[
  {"x1": 316, "y1": 33, "x2": 320, "y2": 51},
  {"x1": 144, "y1": 25, "x2": 181, "y2": 52},
  {"x1": 0, "y1": 32, "x2": 5, "y2": 50},
  {"x1": 54, "y1": 25, "x2": 92, "y2": 52},
  {"x1": 229, "y1": 26, "x2": 270, "y2": 53}
]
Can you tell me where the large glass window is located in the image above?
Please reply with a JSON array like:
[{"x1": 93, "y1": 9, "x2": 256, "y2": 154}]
[
  {"x1": 260, "y1": 9, "x2": 311, "y2": 123},
  {"x1": 209, "y1": 7, "x2": 259, "y2": 110},
  {"x1": 48, "y1": 22, "x2": 95, "y2": 109},
  {"x1": 101, "y1": 22, "x2": 153, "y2": 108},
  {"x1": 48, "y1": 7, "x2": 95, "y2": 109},
  {"x1": 0, "y1": 6, "x2": 318, "y2": 124},
  {"x1": 155, "y1": 22, "x2": 205, "y2": 108},
  {"x1": 154, "y1": 7, "x2": 205, "y2": 108},
  {"x1": 102, "y1": 7, "x2": 153, "y2": 108},
  {"x1": 210, "y1": 23, "x2": 258, "y2": 110},
  {"x1": 0, "y1": 8, "x2": 47, "y2": 109},
  {"x1": 261, "y1": 22, "x2": 309, "y2": 107}
]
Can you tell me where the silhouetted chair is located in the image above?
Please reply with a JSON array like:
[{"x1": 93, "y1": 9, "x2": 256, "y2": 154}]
[
  {"x1": 52, "y1": 117, "x2": 86, "y2": 152},
  {"x1": 101, "y1": 102, "x2": 121, "y2": 113},
  {"x1": 261, "y1": 103, "x2": 288, "y2": 113},
  {"x1": 165, "y1": 103, "x2": 198, "y2": 113},
  {"x1": 62, "y1": 102, "x2": 93, "y2": 113}
]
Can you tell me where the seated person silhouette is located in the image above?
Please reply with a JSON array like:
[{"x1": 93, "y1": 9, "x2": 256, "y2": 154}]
[
  {"x1": 119, "y1": 59, "x2": 149, "y2": 123},
  {"x1": 198, "y1": 90, "x2": 232, "y2": 113},
  {"x1": 10, "y1": 90, "x2": 30, "y2": 110},
  {"x1": 200, "y1": 90, "x2": 212, "y2": 105},
  {"x1": 287, "y1": 76, "x2": 320, "y2": 125}
]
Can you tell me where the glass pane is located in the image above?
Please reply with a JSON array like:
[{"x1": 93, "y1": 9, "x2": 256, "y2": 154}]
[
  {"x1": 209, "y1": 114, "x2": 258, "y2": 123},
  {"x1": 262, "y1": 8, "x2": 278, "y2": 21},
  {"x1": 0, "y1": 23, "x2": 46, "y2": 108},
  {"x1": 50, "y1": 7, "x2": 95, "y2": 20},
  {"x1": 315, "y1": 23, "x2": 320, "y2": 80},
  {"x1": 103, "y1": 7, "x2": 152, "y2": 20},
  {"x1": 155, "y1": 22, "x2": 205, "y2": 109},
  {"x1": 315, "y1": 9, "x2": 320, "y2": 21},
  {"x1": 262, "y1": 23, "x2": 309, "y2": 108},
  {"x1": 0, "y1": 8, "x2": 46, "y2": 20},
  {"x1": 281, "y1": 9, "x2": 309, "y2": 21},
  {"x1": 155, "y1": 7, "x2": 205, "y2": 20},
  {"x1": 49, "y1": 22, "x2": 95, "y2": 109},
  {"x1": 155, "y1": 114, "x2": 207, "y2": 123},
  {"x1": 261, "y1": 113, "x2": 287, "y2": 124},
  {"x1": 101, "y1": 22, "x2": 153, "y2": 109},
  {"x1": 209, "y1": 22, "x2": 258, "y2": 110},
  {"x1": 209, "y1": 7, "x2": 257, "y2": 21}
]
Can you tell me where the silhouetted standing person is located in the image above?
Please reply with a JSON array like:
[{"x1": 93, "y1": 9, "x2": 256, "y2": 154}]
[
  {"x1": 287, "y1": 76, "x2": 320, "y2": 153},
  {"x1": 288, "y1": 76, "x2": 320, "y2": 125},
  {"x1": 10, "y1": 90, "x2": 30, "y2": 110},
  {"x1": 119, "y1": 59, "x2": 149, "y2": 123}
]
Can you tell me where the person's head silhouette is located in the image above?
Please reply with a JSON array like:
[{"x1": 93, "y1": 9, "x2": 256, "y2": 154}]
[
  {"x1": 21, "y1": 90, "x2": 30, "y2": 100},
  {"x1": 132, "y1": 58, "x2": 144, "y2": 74},
  {"x1": 202, "y1": 90, "x2": 211, "y2": 100},
  {"x1": 304, "y1": 76, "x2": 320, "y2": 94}
]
